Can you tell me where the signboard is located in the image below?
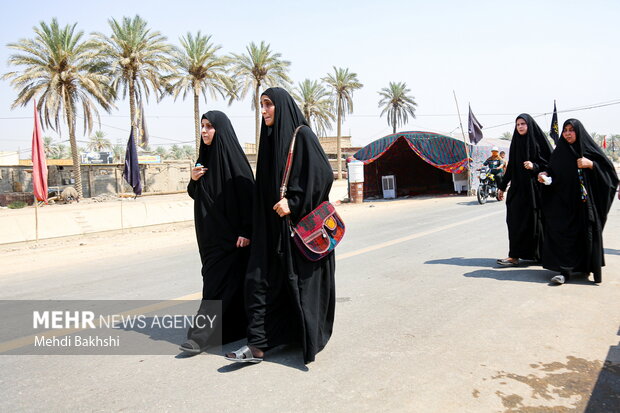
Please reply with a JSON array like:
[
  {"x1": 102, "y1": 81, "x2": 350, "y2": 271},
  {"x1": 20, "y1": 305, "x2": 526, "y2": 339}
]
[
  {"x1": 81, "y1": 152, "x2": 113, "y2": 164},
  {"x1": 138, "y1": 155, "x2": 161, "y2": 164}
]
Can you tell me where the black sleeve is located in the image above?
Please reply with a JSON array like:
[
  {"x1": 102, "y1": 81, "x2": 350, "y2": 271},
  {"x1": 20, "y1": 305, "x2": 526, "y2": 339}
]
[
  {"x1": 187, "y1": 179, "x2": 197, "y2": 200},
  {"x1": 232, "y1": 170, "x2": 254, "y2": 239}
]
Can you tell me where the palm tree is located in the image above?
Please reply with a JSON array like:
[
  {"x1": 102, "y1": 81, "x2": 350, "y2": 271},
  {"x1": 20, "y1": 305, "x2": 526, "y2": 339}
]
[
  {"x1": 43, "y1": 136, "x2": 58, "y2": 158},
  {"x1": 167, "y1": 32, "x2": 236, "y2": 156},
  {"x1": 4, "y1": 19, "x2": 114, "y2": 198},
  {"x1": 153, "y1": 146, "x2": 167, "y2": 160},
  {"x1": 378, "y1": 82, "x2": 417, "y2": 134},
  {"x1": 87, "y1": 130, "x2": 112, "y2": 152},
  {"x1": 169, "y1": 144, "x2": 184, "y2": 160},
  {"x1": 92, "y1": 15, "x2": 174, "y2": 147},
  {"x1": 323, "y1": 67, "x2": 363, "y2": 179},
  {"x1": 112, "y1": 143, "x2": 125, "y2": 163},
  {"x1": 231, "y1": 41, "x2": 291, "y2": 147},
  {"x1": 293, "y1": 79, "x2": 334, "y2": 138},
  {"x1": 500, "y1": 131, "x2": 513, "y2": 140},
  {"x1": 182, "y1": 145, "x2": 195, "y2": 160},
  {"x1": 55, "y1": 143, "x2": 69, "y2": 159}
]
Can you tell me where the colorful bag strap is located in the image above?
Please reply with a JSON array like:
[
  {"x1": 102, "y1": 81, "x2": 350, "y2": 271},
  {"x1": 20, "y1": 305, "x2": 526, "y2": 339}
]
[{"x1": 280, "y1": 125, "x2": 304, "y2": 199}]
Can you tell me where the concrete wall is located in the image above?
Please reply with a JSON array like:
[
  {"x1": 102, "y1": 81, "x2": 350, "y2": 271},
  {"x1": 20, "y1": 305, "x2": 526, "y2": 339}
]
[{"x1": 0, "y1": 161, "x2": 199, "y2": 205}]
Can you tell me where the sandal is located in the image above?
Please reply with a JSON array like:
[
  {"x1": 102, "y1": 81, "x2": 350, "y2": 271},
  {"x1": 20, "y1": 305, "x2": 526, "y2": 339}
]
[
  {"x1": 179, "y1": 339, "x2": 203, "y2": 354},
  {"x1": 496, "y1": 258, "x2": 519, "y2": 267},
  {"x1": 224, "y1": 345, "x2": 263, "y2": 364},
  {"x1": 550, "y1": 275, "x2": 565, "y2": 285}
]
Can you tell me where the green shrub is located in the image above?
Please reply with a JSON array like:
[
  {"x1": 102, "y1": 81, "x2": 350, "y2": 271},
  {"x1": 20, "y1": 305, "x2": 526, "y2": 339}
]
[{"x1": 7, "y1": 201, "x2": 27, "y2": 209}]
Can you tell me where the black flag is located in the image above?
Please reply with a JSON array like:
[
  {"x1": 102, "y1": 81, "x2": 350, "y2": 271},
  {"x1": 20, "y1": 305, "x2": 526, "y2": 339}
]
[
  {"x1": 468, "y1": 105, "x2": 483, "y2": 145},
  {"x1": 123, "y1": 126, "x2": 142, "y2": 196},
  {"x1": 550, "y1": 100, "x2": 559, "y2": 144}
]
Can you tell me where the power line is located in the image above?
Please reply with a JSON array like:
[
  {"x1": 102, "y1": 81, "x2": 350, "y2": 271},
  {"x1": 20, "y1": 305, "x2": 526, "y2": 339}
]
[
  {"x1": 3, "y1": 98, "x2": 620, "y2": 122},
  {"x1": 481, "y1": 100, "x2": 620, "y2": 130}
]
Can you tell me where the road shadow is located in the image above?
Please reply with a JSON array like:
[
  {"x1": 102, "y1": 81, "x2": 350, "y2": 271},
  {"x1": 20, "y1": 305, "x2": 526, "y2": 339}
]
[
  {"x1": 463, "y1": 268, "x2": 551, "y2": 284},
  {"x1": 426, "y1": 257, "x2": 541, "y2": 269},
  {"x1": 584, "y1": 325, "x2": 620, "y2": 412},
  {"x1": 604, "y1": 248, "x2": 620, "y2": 256},
  {"x1": 218, "y1": 343, "x2": 309, "y2": 373},
  {"x1": 464, "y1": 268, "x2": 600, "y2": 285},
  {"x1": 457, "y1": 200, "x2": 502, "y2": 206},
  {"x1": 426, "y1": 257, "x2": 498, "y2": 267}
]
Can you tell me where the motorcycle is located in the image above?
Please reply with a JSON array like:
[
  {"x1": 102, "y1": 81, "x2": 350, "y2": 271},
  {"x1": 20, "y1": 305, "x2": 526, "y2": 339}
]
[{"x1": 476, "y1": 166, "x2": 500, "y2": 204}]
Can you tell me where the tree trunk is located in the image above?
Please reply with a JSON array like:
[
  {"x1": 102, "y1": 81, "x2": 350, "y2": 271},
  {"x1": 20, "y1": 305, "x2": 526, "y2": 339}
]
[
  {"x1": 393, "y1": 110, "x2": 396, "y2": 134},
  {"x1": 194, "y1": 87, "x2": 200, "y2": 158},
  {"x1": 129, "y1": 76, "x2": 137, "y2": 145},
  {"x1": 254, "y1": 82, "x2": 261, "y2": 150},
  {"x1": 64, "y1": 95, "x2": 83, "y2": 199},
  {"x1": 336, "y1": 96, "x2": 342, "y2": 180}
]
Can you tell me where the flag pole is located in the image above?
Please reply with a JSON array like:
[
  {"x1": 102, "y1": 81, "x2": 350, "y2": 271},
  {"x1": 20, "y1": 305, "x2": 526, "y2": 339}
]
[
  {"x1": 120, "y1": 190, "x2": 124, "y2": 233},
  {"x1": 34, "y1": 195, "x2": 39, "y2": 243},
  {"x1": 453, "y1": 91, "x2": 472, "y2": 195}
]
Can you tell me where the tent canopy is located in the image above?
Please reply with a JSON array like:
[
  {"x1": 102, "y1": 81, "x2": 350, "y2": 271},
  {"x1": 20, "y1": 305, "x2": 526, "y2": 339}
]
[{"x1": 354, "y1": 131, "x2": 470, "y2": 174}]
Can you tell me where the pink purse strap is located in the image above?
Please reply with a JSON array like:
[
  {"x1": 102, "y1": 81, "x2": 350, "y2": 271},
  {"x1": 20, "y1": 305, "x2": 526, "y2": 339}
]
[{"x1": 280, "y1": 125, "x2": 304, "y2": 199}]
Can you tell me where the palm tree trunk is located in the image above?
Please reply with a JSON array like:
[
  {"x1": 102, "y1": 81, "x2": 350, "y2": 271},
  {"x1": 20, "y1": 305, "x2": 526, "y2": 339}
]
[
  {"x1": 254, "y1": 83, "x2": 261, "y2": 150},
  {"x1": 64, "y1": 95, "x2": 83, "y2": 199},
  {"x1": 336, "y1": 96, "x2": 342, "y2": 180},
  {"x1": 129, "y1": 76, "x2": 137, "y2": 144},
  {"x1": 393, "y1": 110, "x2": 396, "y2": 134},
  {"x1": 194, "y1": 87, "x2": 200, "y2": 158}
]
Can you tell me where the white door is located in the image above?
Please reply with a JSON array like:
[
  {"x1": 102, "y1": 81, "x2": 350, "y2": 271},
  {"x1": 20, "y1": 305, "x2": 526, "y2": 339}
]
[{"x1": 382, "y1": 175, "x2": 396, "y2": 199}]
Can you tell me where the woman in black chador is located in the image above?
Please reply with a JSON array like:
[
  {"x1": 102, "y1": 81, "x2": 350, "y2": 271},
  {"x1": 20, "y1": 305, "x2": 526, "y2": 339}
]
[
  {"x1": 497, "y1": 114, "x2": 553, "y2": 266},
  {"x1": 225, "y1": 87, "x2": 335, "y2": 364},
  {"x1": 538, "y1": 119, "x2": 618, "y2": 284},
  {"x1": 179, "y1": 111, "x2": 254, "y2": 354}
]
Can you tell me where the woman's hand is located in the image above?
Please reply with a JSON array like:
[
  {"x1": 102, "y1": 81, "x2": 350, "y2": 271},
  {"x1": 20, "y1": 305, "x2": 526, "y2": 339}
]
[
  {"x1": 497, "y1": 189, "x2": 504, "y2": 201},
  {"x1": 273, "y1": 198, "x2": 291, "y2": 217},
  {"x1": 236, "y1": 236, "x2": 250, "y2": 248},
  {"x1": 523, "y1": 161, "x2": 534, "y2": 170},
  {"x1": 191, "y1": 165, "x2": 207, "y2": 181},
  {"x1": 577, "y1": 157, "x2": 593, "y2": 169},
  {"x1": 537, "y1": 172, "x2": 549, "y2": 183}
]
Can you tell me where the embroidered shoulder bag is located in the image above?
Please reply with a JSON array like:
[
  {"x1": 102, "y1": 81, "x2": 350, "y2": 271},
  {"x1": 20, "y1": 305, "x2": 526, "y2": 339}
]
[{"x1": 280, "y1": 126, "x2": 346, "y2": 261}]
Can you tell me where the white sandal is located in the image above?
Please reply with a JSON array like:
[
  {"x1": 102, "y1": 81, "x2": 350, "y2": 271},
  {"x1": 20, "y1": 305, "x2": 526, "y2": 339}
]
[
  {"x1": 550, "y1": 275, "x2": 565, "y2": 285},
  {"x1": 224, "y1": 345, "x2": 262, "y2": 363}
]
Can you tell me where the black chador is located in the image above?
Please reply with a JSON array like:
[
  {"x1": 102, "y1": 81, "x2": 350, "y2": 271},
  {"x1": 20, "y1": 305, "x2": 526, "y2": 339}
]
[
  {"x1": 185, "y1": 111, "x2": 254, "y2": 349},
  {"x1": 541, "y1": 119, "x2": 618, "y2": 282},
  {"x1": 498, "y1": 114, "x2": 553, "y2": 261},
  {"x1": 245, "y1": 87, "x2": 336, "y2": 364}
]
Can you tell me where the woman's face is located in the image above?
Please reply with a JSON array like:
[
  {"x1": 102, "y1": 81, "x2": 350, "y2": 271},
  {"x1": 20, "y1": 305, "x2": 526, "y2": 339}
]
[
  {"x1": 491, "y1": 150, "x2": 499, "y2": 157},
  {"x1": 562, "y1": 123, "x2": 577, "y2": 144},
  {"x1": 260, "y1": 95, "x2": 275, "y2": 126},
  {"x1": 516, "y1": 118, "x2": 528, "y2": 136},
  {"x1": 201, "y1": 118, "x2": 215, "y2": 145}
]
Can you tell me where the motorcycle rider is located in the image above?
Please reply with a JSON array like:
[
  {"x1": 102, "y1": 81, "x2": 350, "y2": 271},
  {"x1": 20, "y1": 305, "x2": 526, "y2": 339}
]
[{"x1": 483, "y1": 147, "x2": 505, "y2": 188}]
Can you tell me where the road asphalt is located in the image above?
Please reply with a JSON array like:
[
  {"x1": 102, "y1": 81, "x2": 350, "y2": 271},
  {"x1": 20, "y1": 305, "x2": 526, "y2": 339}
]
[{"x1": 0, "y1": 194, "x2": 619, "y2": 412}]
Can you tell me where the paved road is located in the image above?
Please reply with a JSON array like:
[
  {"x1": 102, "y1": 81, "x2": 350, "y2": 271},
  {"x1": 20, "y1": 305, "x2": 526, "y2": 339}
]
[{"x1": 1, "y1": 195, "x2": 619, "y2": 412}]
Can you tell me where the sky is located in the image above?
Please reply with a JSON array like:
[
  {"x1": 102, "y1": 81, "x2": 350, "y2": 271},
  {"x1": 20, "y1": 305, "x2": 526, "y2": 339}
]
[{"x1": 1, "y1": 0, "x2": 619, "y2": 157}]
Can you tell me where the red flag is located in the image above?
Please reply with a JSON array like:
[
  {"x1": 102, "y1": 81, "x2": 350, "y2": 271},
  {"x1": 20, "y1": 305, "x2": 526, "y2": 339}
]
[
  {"x1": 602, "y1": 135, "x2": 608, "y2": 149},
  {"x1": 31, "y1": 100, "x2": 48, "y2": 202}
]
